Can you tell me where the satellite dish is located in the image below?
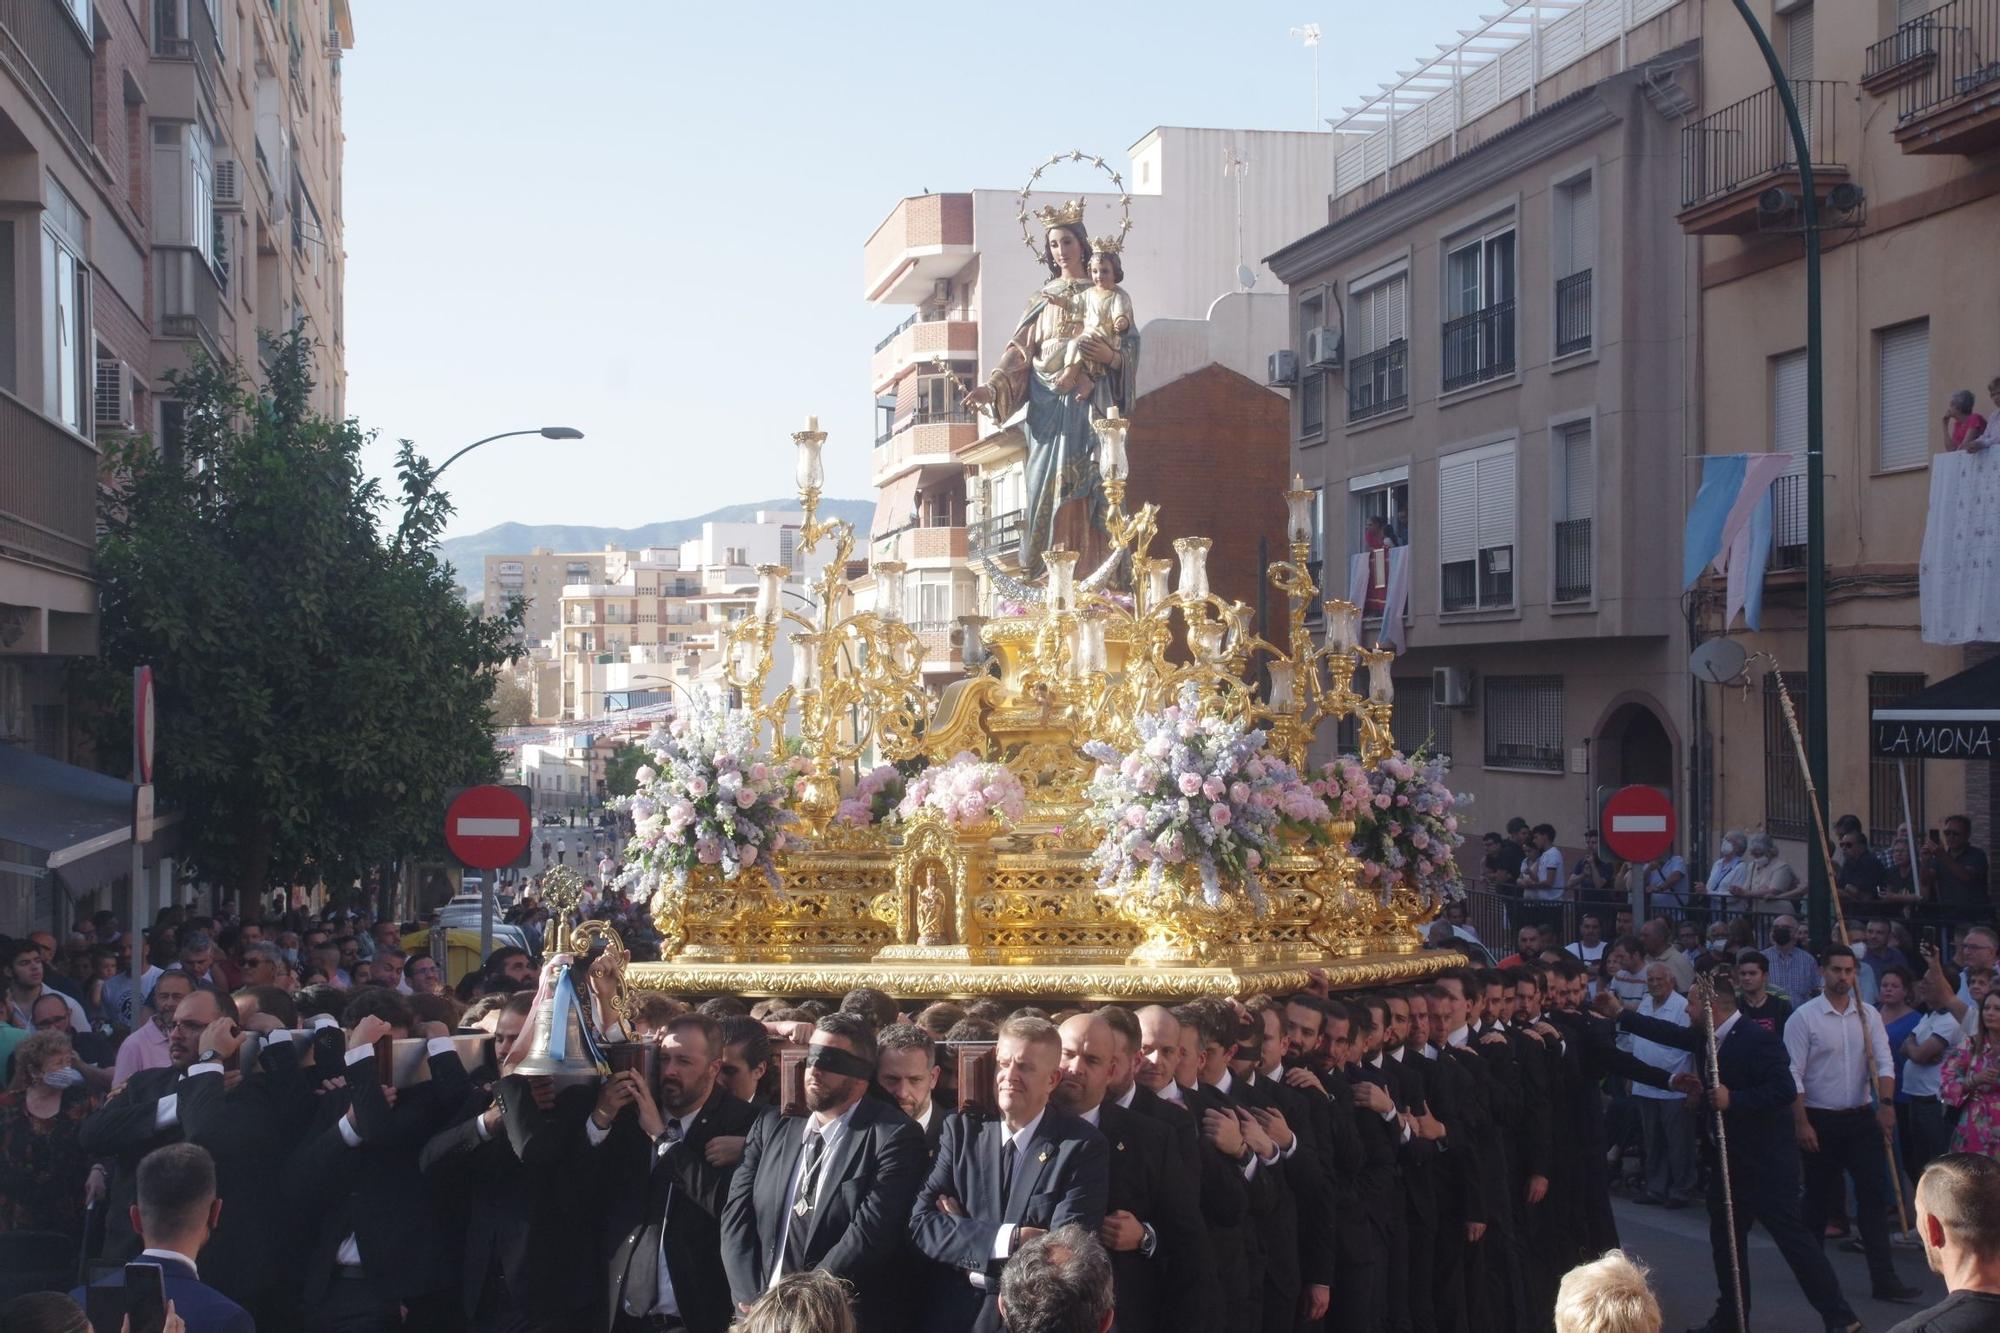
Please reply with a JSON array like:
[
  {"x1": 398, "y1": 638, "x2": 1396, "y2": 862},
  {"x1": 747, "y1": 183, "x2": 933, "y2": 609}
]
[
  {"x1": 1236, "y1": 263, "x2": 1257, "y2": 291},
  {"x1": 1689, "y1": 637, "x2": 1748, "y2": 685}
]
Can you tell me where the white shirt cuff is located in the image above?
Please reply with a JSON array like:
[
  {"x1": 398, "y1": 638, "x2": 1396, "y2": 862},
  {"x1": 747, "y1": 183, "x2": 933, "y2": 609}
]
[
  {"x1": 992, "y1": 1222, "x2": 1016, "y2": 1261},
  {"x1": 263, "y1": 1030, "x2": 292, "y2": 1046},
  {"x1": 344, "y1": 1046, "x2": 373, "y2": 1068},
  {"x1": 473, "y1": 1111, "x2": 494, "y2": 1142},
  {"x1": 185, "y1": 1061, "x2": 224, "y2": 1079},
  {"x1": 585, "y1": 1117, "x2": 611, "y2": 1147},
  {"x1": 154, "y1": 1094, "x2": 178, "y2": 1131},
  {"x1": 1240, "y1": 1156, "x2": 1259, "y2": 1181},
  {"x1": 1377, "y1": 1105, "x2": 1400, "y2": 1124},
  {"x1": 309, "y1": 1014, "x2": 339, "y2": 1031},
  {"x1": 1279, "y1": 1137, "x2": 1299, "y2": 1160},
  {"x1": 338, "y1": 1116, "x2": 364, "y2": 1148},
  {"x1": 426, "y1": 1036, "x2": 456, "y2": 1058}
]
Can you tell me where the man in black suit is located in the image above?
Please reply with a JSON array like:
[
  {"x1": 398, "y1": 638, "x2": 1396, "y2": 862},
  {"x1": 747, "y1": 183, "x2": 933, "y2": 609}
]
[
  {"x1": 877, "y1": 1021, "x2": 945, "y2": 1160},
  {"x1": 1600, "y1": 968, "x2": 1863, "y2": 1333},
  {"x1": 1279, "y1": 992, "x2": 1377, "y2": 1333},
  {"x1": 287, "y1": 992, "x2": 472, "y2": 1333},
  {"x1": 78, "y1": 984, "x2": 303, "y2": 1327},
  {"x1": 1235, "y1": 996, "x2": 1334, "y2": 1333},
  {"x1": 1177, "y1": 999, "x2": 1283, "y2": 1333},
  {"x1": 721, "y1": 1013, "x2": 927, "y2": 1331},
  {"x1": 586, "y1": 1011, "x2": 758, "y2": 1333},
  {"x1": 419, "y1": 990, "x2": 597, "y2": 1332},
  {"x1": 1054, "y1": 1011, "x2": 1213, "y2": 1333},
  {"x1": 910, "y1": 1014, "x2": 1109, "y2": 1333}
]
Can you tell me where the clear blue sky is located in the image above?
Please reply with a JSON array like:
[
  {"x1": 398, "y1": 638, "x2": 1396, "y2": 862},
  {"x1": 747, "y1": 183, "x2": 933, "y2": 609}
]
[{"x1": 341, "y1": 2, "x2": 1491, "y2": 539}]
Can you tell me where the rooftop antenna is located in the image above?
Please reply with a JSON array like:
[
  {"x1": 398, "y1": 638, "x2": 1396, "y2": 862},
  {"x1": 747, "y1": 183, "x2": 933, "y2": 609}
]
[
  {"x1": 1289, "y1": 23, "x2": 1323, "y2": 128},
  {"x1": 1223, "y1": 144, "x2": 1254, "y2": 291}
]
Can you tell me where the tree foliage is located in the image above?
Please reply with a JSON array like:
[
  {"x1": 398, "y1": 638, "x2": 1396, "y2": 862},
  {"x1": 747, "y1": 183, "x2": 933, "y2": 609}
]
[
  {"x1": 488, "y1": 672, "x2": 533, "y2": 728},
  {"x1": 602, "y1": 740, "x2": 649, "y2": 798},
  {"x1": 78, "y1": 331, "x2": 523, "y2": 903}
]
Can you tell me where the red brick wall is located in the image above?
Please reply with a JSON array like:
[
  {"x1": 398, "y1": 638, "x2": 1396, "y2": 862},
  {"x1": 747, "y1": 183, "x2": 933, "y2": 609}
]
[{"x1": 1127, "y1": 365, "x2": 1290, "y2": 639}]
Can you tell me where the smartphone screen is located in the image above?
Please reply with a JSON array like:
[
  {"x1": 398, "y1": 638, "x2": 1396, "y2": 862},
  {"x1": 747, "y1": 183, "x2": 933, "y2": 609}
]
[
  {"x1": 123, "y1": 1262, "x2": 168, "y2": 1333},
  {"x1": 85, "y1": 1284, "x2": 125, "y2": 1333}
]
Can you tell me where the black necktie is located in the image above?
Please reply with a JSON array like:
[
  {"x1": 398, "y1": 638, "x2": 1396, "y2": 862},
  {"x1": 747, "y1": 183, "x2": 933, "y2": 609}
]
[
  {"x1": 783, "y1": 1129, "x2": 828, "y2": 1276},
  {"x1": 1000, "y1": 1138, "x2": 1019, "y2": 1214}
]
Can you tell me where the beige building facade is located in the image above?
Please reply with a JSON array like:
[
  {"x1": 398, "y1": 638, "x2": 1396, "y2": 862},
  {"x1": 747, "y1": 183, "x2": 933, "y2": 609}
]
[
  {"x1": 1685, "y1": 0, "x2": 2000, "y2": 858},
  {"x1": 484, "y1": 547, "x2": 610, "y2": 646},
  {"x1": 1270, "y1": 0, "x2": 1701, "y2": 851}
]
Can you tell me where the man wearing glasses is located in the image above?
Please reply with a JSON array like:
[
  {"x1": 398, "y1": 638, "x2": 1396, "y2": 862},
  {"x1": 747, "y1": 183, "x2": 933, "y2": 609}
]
[
  {"x1": 1924, "y1": 815, "x2": 1990, "y2": 916},
  {"x1": 1834, "y1": 830, "x2": 1885, "y2": 914}
]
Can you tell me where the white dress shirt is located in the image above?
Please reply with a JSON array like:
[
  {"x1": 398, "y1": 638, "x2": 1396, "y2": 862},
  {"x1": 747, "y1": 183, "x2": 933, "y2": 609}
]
[
  {"x1": 1784, "y1": 992, "x2": 1894, "y2": 1109},
  {"x1": 1630, "y1": 991, "x2": 1692, "y2": 1100},
  {"x1": 970, "y1": 1109, "x2": 1047, "y2": 1289},
  {"x1": 1900, "y1": 1011, "x2": 1963, "y2": 1098}
]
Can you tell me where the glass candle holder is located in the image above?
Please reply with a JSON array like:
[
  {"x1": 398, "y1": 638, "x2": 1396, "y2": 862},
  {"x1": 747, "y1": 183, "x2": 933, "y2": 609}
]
[
  {"x1": 1174, "y1": 537, "x2": 1212, "y2": 600},
  {"x1": 1044, "y1": 549, "x2": 1079, "y2": 613},
  {"x1": 1144, "y1": 558, "x2": 1173, "y2": 608},
  {"x1": 793, "y1": 423, "x2": 824, "y2": 492},
  {"x1": 1285, "y1": 475, "x2": 1313, "y2": 546},
  {"x1": 873, "y1": 561, "x2": 906, "y2": 621},
  {"x1": 1092, "y1": 407, "x2": 1130, "y2": 482},
  {"x1": 1323, "y1": 600, "x2": 1358, "y2": 654},
  {"x1": 754, "y1": 564, "x2": 786, "y2": 623},
  {"x1": 1366, "y1": 651, "x2": 1395, "y2": 705},
  {"x1": 791, "y1": 632, "x2": 819, "y2": 691},
  {"x1": 1268, "y1": 659, "x2": 1295, "y2": 712}
]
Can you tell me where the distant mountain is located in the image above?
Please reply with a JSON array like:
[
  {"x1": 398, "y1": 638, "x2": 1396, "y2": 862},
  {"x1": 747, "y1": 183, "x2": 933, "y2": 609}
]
[{"x1": 441, "y1": 498, "x2": 876, "y2": 599}]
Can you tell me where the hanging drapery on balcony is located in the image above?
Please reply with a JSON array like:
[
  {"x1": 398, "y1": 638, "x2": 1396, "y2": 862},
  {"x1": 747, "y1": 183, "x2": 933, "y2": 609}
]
[
  {"x1": 1348, "y1": 545, "x2": 1410, "y2": 654},
  {"x1": 869, "y1": 473, "x2": 922, "y2": 539},
  {"x1": 1920, "y1": 449, "x2": 2000, "y2": 645}
]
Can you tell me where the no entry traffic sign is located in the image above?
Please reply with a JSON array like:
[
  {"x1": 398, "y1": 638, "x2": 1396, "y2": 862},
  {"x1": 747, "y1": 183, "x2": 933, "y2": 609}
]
[
  {"x1": 444, "y1": 785, "x2": 533, "y2": 869},
  {"x1": 1600, "y1": 785, "x2": 1676, "y2": 864}
]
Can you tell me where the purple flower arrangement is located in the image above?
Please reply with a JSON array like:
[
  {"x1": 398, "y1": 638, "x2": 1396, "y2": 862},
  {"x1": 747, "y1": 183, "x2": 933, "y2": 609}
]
[
  {"x1": 1082, "y1": 688, "x2": 1331, "y2": 906},
  {"x1": 1312, "y1": 751, "x2": 1469, "y2": 906},
  {"x1": 612, "y1": 692, "x2": 796, "y2": 902}
]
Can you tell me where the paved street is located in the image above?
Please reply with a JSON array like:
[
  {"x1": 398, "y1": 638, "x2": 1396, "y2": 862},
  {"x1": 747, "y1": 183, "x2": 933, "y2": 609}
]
[{"x1": 1609, "y1": 1194, "x2": 1945, "y2": 1331}]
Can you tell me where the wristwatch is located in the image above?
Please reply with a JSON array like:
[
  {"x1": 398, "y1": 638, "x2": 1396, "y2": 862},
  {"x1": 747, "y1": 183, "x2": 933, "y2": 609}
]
[{"x1": 197, "y1": 1048, "x2": 221, "y2": 1065}]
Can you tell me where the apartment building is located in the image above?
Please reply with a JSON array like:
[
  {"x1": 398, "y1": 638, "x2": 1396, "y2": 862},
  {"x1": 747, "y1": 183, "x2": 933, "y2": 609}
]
[
  {"x1": 483, "y1": 547, "x2": 611, "y2": 645},
  {"x1": 557, "y1": 512, "x2": 818, "y2": 722},
  {"x1": 1, "y1": 0, "x2": 350, "y2": 932},
  {"x1": 862, "y1": 127, "x2": 1339, "y2": 687},
  {"x1": 1683, "y1": 0, "x2": 2000, "y2": 855},
  {"x1": 1270, "y1": 0, "x2": 1701, "y2": 842}
]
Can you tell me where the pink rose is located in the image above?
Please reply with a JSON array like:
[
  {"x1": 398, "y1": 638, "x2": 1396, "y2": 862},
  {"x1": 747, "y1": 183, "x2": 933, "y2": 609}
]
[
  {"x1": 1178, "y1": 772, "x2": 1203, "y2": 797},
  {"x1": 1209, "y1": 803, "x2": 1232, "y2": 827},
  {"x1": 1230, "y1": 782, "x2": 1250, "y2": 804},
  {"x1": 1202, "y1": 776, "x2": 1226, "y2": 801}
]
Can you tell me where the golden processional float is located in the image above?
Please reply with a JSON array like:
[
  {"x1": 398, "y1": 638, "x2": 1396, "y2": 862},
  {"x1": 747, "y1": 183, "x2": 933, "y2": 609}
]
[{"x1": 603, "y1": 167, "x2": 1466, "y2": 1004}]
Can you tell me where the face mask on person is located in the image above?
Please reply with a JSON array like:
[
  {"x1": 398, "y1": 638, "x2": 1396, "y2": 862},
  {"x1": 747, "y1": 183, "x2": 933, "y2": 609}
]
[
  {"x1": 1771, "y1": 926, "x2": 1794, "y2": 947},
  {"x1": 41, "y1": 1066, "x2": 84, "y2": 1090},
  {"x1": 1708, "y1": 938, "x2": 1728, "y2": 953},
  {"x1": 280, "y1": 947, "x2": 299, "y2": 965}
]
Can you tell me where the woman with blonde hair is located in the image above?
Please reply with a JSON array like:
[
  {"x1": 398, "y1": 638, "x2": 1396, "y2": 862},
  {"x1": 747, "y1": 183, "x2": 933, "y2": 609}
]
[
  {"x1": 0, "y1": 1030, "x2": 102, "y2": 1240},
  {"x1": 736, "y1": 1270, "x2": 856, "y2": 1333}
]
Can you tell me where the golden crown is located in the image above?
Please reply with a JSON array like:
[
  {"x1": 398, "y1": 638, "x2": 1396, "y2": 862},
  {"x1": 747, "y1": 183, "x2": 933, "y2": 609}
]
[
  {"x1": 1090, "y1": 234, "x2": 1124, "y2": 255},
  {"x1": 1032, "y1": 198, "x2": 1087, "y2": 229}
]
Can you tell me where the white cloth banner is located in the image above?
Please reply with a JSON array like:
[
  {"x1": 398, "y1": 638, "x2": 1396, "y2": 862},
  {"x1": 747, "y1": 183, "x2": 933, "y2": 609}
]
[
  {"x1": 1347, "y1": 546, "x2": 1411, "y2": 654},
  {"x1": 1920, "y1": 450, "x2": 2000, "y2": 645}
]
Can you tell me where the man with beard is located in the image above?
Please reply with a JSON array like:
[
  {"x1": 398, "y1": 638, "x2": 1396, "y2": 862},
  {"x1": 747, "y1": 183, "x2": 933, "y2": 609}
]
[
  {"x1": 589, "y1": 1012, "x2": 759, "y2": 1333},
  {"x1": 1177, "y1": 1000, "x2": 1279, "y2": 1333},
  {"x1": 419, "y1": 989, "x2": 598, "y2": 1332},
  {"x1": 1278, "y1": 993, "x2": 1375, "y2": 1333},
  {"x1": 1053, "y1": 1011, "x2": 1211, "y2": 1333},
  {"x1": 1230, "y1": 996, "x2": 1329, "y2": 1333},
  {"x1": 876, "y1": 1022, "x2": 945, "y2": 1158},
  {"x1": 722, "y1": 1013, "x2": 926, "y2": 1333},
  {"x1": 79, "y1": 984, "x2": 304, "y2": 1327},
  {"x1": 910, "y1": 1015, "x2": 1108, "y2": 1333}
]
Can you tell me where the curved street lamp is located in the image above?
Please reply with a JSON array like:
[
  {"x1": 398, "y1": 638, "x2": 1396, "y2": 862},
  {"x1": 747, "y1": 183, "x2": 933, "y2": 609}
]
[{"x1": 429, "y1": 425, "x2": 585, "y2": 486}]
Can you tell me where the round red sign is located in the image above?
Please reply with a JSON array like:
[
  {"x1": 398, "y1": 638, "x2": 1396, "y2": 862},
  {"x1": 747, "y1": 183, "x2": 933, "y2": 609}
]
[
  {"x1": 444, "y1": 785, "x2": 533, "y2": 869},
  {"x1": 1600, "y1": 785, "x2": 1677, "y2": 864}
]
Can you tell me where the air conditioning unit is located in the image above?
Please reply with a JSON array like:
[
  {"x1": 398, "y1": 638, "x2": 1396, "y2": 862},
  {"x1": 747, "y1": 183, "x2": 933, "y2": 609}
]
[
  {"x1": 1266, "y1": 349, "x2": 1298, "y2": 387},
  {"x1": 95, "y1": 360, "x2": 135, "y2": 433},
  {"x1": 214, "y1": 159, "x2": 243, "y2": 210},
  {"x1": 1433, "y1": 666, "x2": 1474, "y2": 707},
  {"x1": 1305, "y1": 326, "x2": 1343, "y2": 368}
]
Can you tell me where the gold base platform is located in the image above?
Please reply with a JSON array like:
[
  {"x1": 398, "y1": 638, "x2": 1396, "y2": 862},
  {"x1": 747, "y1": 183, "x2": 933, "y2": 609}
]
[{"x1": 625, "y1": 948, "x2": 1458, "y2": 1004}]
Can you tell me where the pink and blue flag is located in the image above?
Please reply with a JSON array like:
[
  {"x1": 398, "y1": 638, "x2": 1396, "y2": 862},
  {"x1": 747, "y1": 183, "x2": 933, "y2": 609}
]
[{"x1": 1682, "y1": 453, "x2": 1793, "y2": 630}]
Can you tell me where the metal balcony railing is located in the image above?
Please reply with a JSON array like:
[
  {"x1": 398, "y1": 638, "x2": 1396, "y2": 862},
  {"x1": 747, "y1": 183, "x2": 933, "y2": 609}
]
[
  {"x1": 1895, "y1": 0, "x2": 2000, "y2": 122},
  {"x1": 878, "y1": 408, "x2": 977, "y2": 444},
  {"x1": 1346, "y1": 342, "x2": 1408, "y2": 423},
  {"x1": 1866, "y1": 13, "x2": 1941, "y2": 85},
  {"x1": 1770, "y1": 472, "x2": 1808, "y2": 571},
  {"x1": 1680, "y1": 80, "x2": 1846, "y2": 209},
  {"x1": 0, "y1": 387, "x2": 97, "y2": 577},
  {"x1": 152, "y1": 0, "x2": 219, "y2": 102},
  {"x1": 1441, "y1": 300, "x2": 1516, "y2": 393},
  {"x1": 1554, "y1": 517, "x2": 1593, "y2": 602},
  {"x1": 157, "y1": 247, "x2": 224, "y2": 359},
  {"x1": 969, "y1": 508, "x2": 1025, "y2": 561},
  {"x1": 0, "y1": 0, "x2": 94, "y2": 140},
  {"x1": 1555, "y1": 270, "x2": 1593, "y2": 357}
]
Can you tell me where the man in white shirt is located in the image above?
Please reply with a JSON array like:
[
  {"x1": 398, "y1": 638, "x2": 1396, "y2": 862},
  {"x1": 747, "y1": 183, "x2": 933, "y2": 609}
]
[
  {"x1": 1784, "y1": 945, "x2": 1924, "y2": 1303},
  {"x1": 1526, "y1": 824, "x2": 1567, "y2": 904},
  {"x1": 1628, "y1": 963, "x2": 1698, "y2": 1207},
  {"x1": 3, "y1": 939, "x2": 88, "y2": 1031},
  {"x1": 1566, "y1": 913, "x2": 1608, "y2": 966},
  {"x1": 1901, "y1": 971, "x2": 1966, "y2": 1185}
]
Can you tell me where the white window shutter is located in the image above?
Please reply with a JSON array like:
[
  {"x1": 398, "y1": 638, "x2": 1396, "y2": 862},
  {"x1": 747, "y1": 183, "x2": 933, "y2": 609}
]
[
  {"x1": 1476, "y1": 448, "x2": 1517, "y2": 550},
  {"x1": 1773, "y1": 351, "x2": 1809, "y2": 476},
  {"x1": 1384, "y1": 274, "x2": 1407, "y2": 346},
  {"x1": 1438, "y1": 458, "x2": 1478, "y2": 565},
  {"x1": 1787, "y1": 4, "x2": 1814, "y2": 80},
  {"x1": 1562, "y1": 423, "x2": 1595, "y2": 522},
  {"x1": 1565, "y1": 178, "x2": 1596, "y2": 275},
  {"x1": 1877, "y1": 320, "x2": 1930, "y2": 471}
]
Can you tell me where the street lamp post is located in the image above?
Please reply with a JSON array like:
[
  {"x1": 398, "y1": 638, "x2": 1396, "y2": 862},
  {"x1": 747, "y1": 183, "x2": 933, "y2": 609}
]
[
  {"x1": 1731, "y1": 0, "x2": 1830, "y2": 948},
  {"x1": 397, "y1": 425, "x2": 583, "y2": 545}
]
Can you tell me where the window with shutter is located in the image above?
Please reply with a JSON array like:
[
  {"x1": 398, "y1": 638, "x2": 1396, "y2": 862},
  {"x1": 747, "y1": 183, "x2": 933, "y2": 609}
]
[
  {"x1": 1876, "y1": 319, "x2": 1930, "y2": 471},
  {"x1": 1554, "y1": 178, "x2": 1594, "y2": 356},
  {"x1": 1772, "y1": 350, "x2": 1809, "y2": 555},
  {"x1": 1484, "y1": 676, "x2": 1564, "y2": 772},
  {"x1": 1786, "y1": 4, "x2": 1816, "y2": 149},
  {"x1": 1555, "y1": 422, "x2": 1594, "y2": 602},
  {"x1": 1440, "y1": 441, "x2": 1516, "y2": 611},
  {"x1": 1346, "y1": 274, "x2": 1408, "y2": 423}
]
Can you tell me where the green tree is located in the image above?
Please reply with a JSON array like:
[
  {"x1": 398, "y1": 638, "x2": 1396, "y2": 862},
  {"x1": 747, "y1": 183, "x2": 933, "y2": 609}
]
[
  {"x1": 78, "y1": 331, "x2": 524, "y2": 909},
  {"x1": 488, "y1": 672, "x2": 533, "y2": 728},
  {"x1": 602, "y1": 740, "x2": 649, "y2": 798}
]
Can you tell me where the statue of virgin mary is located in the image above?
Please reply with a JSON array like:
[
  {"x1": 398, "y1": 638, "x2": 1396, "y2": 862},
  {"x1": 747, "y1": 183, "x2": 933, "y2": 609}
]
[{"x1": 963, "y1": 203, "x2": 1137, "y2": 580}]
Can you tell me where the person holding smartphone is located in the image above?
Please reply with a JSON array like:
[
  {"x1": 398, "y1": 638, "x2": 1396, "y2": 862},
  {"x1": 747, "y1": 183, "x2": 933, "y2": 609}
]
[{"x1": 70, "y1": 1142, "x2": 252, "y2": 1333}]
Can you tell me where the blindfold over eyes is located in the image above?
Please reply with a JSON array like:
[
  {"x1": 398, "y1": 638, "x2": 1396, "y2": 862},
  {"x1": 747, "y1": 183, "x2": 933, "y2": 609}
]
[{"x1": 804, "y1": 1045, "x2": 875, "y2": 1080}]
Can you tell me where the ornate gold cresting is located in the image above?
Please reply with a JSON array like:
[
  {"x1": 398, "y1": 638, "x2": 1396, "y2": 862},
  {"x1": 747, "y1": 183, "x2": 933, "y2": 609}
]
[{"x1": 624, "y1": 409, "x2": 1452, "y2": 1001}]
